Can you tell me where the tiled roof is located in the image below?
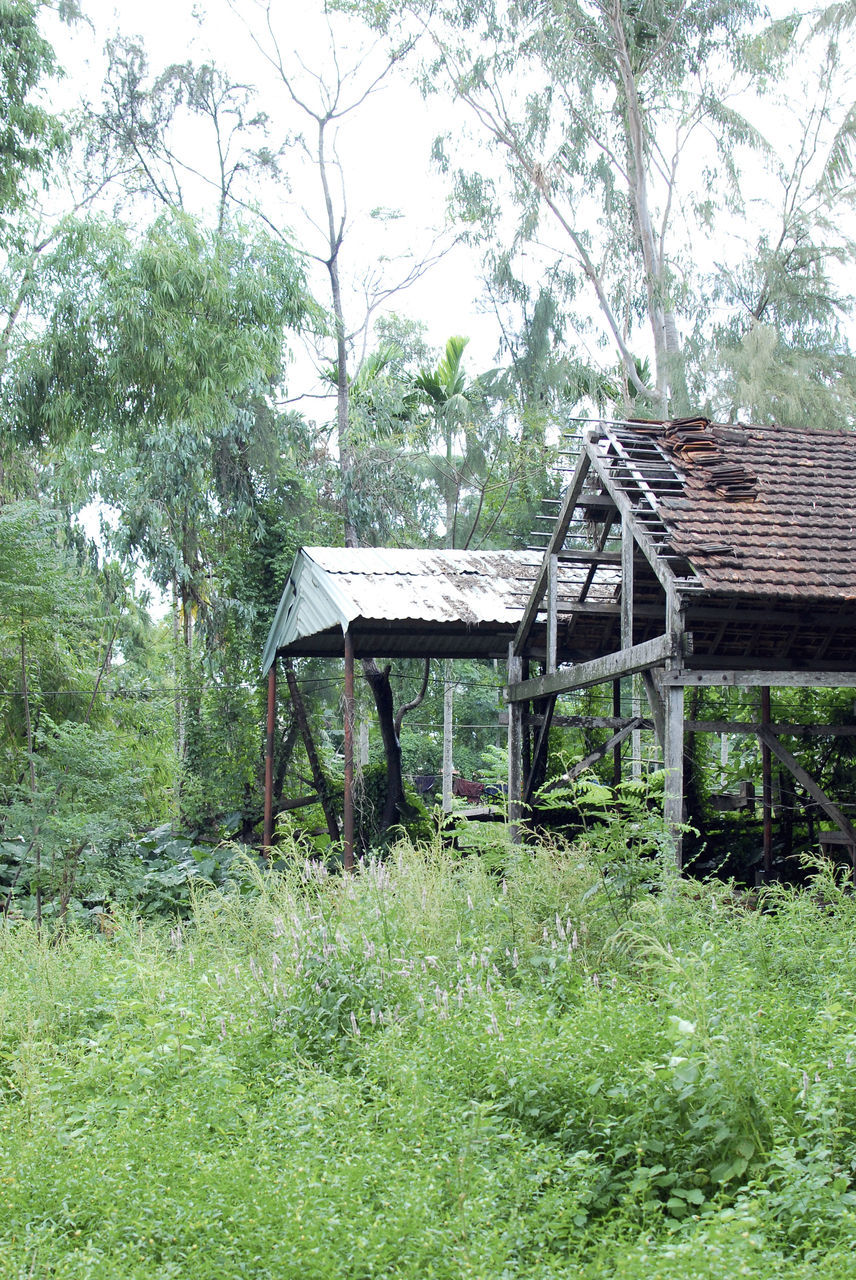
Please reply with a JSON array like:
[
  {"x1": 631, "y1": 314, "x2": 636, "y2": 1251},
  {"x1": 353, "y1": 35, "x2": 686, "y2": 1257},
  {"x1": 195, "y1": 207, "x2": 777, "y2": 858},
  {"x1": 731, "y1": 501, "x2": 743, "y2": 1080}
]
[{"x1": 652, "y1": 423, "x2": 856, "y2": 601}]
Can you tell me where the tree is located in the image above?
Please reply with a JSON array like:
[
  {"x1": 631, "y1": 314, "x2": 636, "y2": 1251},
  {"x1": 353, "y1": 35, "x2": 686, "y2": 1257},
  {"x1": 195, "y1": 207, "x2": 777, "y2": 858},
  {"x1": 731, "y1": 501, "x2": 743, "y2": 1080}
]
[{"x1": 368, "y1": 0, "x2": 790, "y2": 416}]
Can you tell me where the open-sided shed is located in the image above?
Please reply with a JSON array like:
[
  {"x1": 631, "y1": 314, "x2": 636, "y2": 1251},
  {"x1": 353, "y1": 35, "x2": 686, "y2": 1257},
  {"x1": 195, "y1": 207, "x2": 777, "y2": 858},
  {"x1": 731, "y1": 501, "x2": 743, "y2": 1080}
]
[{"x1": 263, "y1": 417, "x2": 856, "y2": 874}]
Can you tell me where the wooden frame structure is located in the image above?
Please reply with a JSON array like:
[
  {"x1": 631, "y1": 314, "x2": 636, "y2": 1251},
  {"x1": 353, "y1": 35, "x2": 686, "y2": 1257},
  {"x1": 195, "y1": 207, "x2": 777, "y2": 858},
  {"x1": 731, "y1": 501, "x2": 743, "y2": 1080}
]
[
  {"x1": 262, "y1": 419, "x2": 856, "y2": 875},
  {"x1": 506, "y1": 418, "x2": 856, "y2": 869}
]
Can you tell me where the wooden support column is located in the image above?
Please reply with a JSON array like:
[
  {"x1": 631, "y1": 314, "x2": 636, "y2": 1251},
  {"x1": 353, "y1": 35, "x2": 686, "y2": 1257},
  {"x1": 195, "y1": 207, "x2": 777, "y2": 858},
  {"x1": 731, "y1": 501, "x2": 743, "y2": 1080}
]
[
  {"x1": 508, "y1": 644, "x2": 524, "y2": 843},
  {"x1": 546, "y1": 554, "x2": 558, "y2": 674},
  {"x1": 642, "y1": 670, "x2": 666, "y2": 748},
  {"x1": 621, "y1": 516, "x2": 641, "y2": 777},
  {"x1": 343, "y1": 630, "x2": 355, "y2": 872},
  {"x1": 442, "y1": 658, "x2": 453, "y2": 812},
  {"x1": 761, "y1": 686, "x2": 773, "y2": 879},
  {"x1": 612, "y1": 679, "x2": 622, "y2": 786},
  {"x1": 263, "y1": 659, "x2": 277, "y2": 853},
  {"x1": 664, "y1": 585, "x2": 685, "y2": 867},
  {"x1": 664, "y1": 683, "x2": 685, "y2": 867}
]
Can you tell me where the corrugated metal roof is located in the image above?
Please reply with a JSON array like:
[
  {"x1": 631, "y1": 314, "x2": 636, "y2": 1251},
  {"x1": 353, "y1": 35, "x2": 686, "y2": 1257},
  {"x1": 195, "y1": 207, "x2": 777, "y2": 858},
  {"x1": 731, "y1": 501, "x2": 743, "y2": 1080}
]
[{"x1": 262, "y1": 546, "x2": 565, "y2": 670}]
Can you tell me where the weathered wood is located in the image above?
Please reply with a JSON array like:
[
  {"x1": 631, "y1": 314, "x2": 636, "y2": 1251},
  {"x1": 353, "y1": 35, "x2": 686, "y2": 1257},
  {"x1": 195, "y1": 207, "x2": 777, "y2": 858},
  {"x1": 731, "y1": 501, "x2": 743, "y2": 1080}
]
[
  {"x1": 263, "y1": 661, "x2": 277, "y2": 851},
  {"x1": 621, "y1": 515, "x2": 634, "y2": 650},
  {"x1": 524, "y1": 693, "x2": 557, "y2": 805},
  {"x1": 664, "y1": 670, "x2": 856, "y2": 688},
  {"x1": 641, "y1": 670, "x2": 666, "y2": 746},
  {"x1": 684, "y1": 720, "x2": 856, "y2": 736},
  {"x1": 585, "y1": 438, "x2": 679, "y2": 597},
  {"x1": 757, "y1": 726, "x2": 856, "y2": 843},
  {"x1": 513, "y1": 451, "x2": 592, "y2": 656},
  {"x1": 519, "y1": 712, "x2": 656, "y2": 731},
  {"x1": 507, "y1": 644, "x2": 524, "y2": 842},
  {"x1": 761, "y1": 687, "x2": 773, "y2": 878},
  {"x1": 284, "y1": 659, "x2": 341, "y2": 846},
  {"x1": 546, "y1": 554, "x2": 558, "y2": 674},
  {"x1": 557, "y1": 549, "x2": 622, "y2": 564},
  {"x1": 506, "y1": 633, "x2": 675, "y2": 703},
  {"x1": 664, "y1": 683, "x2": 685, "y2": 867},
  {"x1": 540, "y1": 717, "x2": 643, "y2": 793}
]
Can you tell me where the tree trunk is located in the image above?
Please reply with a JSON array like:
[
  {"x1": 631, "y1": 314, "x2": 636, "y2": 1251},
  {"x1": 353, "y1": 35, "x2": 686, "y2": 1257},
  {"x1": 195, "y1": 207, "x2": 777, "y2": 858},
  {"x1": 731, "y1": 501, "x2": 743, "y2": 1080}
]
[{"x1": 361, "y1": 659, "x2": 407, "y2": 835}]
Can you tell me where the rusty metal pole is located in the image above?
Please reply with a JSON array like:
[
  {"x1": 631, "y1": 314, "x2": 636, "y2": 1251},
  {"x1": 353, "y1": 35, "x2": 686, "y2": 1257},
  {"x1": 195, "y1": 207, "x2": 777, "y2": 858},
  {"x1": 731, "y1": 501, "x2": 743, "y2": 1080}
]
[
  {"x1": 343, "y1": 629, "x2": 355, "y2": 872},
  {"x1": 263, "y1": 659, "x2": 277, "y2": 853},
  {"x1": 761, "y1": 685, "x2": 773, "y2": 880}
]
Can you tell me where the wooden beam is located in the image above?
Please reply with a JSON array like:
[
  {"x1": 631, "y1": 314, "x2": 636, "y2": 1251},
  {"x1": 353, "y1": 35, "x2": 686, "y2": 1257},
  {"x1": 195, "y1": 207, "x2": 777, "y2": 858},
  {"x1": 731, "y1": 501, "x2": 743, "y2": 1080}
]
[
  {"x1": 761, "y1": 687, "x2": 773, "y2": 878},
  {"x1": 664, "y1": 683, "x2": 685, "y2": 868},
  {"x1": 641, "y1": 670, "x2": 666, "y2": 746},
  {"x1": 513, "y1": 451, "x2": 592, "y2": 656},
  {"x1": 557, "y1": 549, "x2": 622, "y2": 564},
  {"x1": 540, "y1": 717, "x2": 643, "y2": 794},
  {"x1": 506, "y1": 633, "x2": 675, "y2": 703},
  {"x1": 621, "y1": 514, "x2": 634, "y2": 650},
  {"x1": 757, "y1": 726, "x2": 856, "y2": 843},
  {"x1": 585, "y1": 439, "x2": 679, "y2": 597},
  {"x1": 664, "y1": 670, "x2": 856, "y2": 688},
  {"x1": 524, "y1": 693, "x2": 557, "y2": 805},
  {"x1": 546, "y1": 554, "x2": 558, "y2": 674},
  {"x1": 685, "y1": 720, "x2": 856, "y2": 736}
]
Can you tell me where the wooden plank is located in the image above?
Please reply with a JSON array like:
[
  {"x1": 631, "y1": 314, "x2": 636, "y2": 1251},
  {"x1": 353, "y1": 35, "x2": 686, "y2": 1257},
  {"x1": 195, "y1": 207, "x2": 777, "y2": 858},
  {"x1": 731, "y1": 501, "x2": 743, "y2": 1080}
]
[
  {"x1": 524, "y1": 694, "x2": 557, "y2": 805},
  {"x1": 664, "y1": 670, "x2": 856, "y2": 688},
  {"x1": 546, "y1": 554, "x2": 558, "y2": 674},
  {"x1": 664, "y1": 683, "x2": 685, "y2": 868},
  {"x1": 557, "y1": 549, "x2": 622, "y2": 564},
  {"x1": 585, "y1": 440, "x2": 678, "y2": 597},
  {"x1": 757, "y1": 726, "x2": 856, "y2": 843},
  {"x1": 540, "y1": 717, "x2": 643, "y2": 793},
  {"x1": 506, "y1": 633, "x2": 675, "y2": 703},
  {"x1": 513, "y1": 451, "x2": 592, "y2": 656},
  {"x1": 685, "y1": 720, "x2": 856, "y2": 736},
  {"x1": 507, "y1": 644, "x2": 524, "y2": 842},
  {"x1": 621, "y1": 515, "x2": 634, "y2": 650}
]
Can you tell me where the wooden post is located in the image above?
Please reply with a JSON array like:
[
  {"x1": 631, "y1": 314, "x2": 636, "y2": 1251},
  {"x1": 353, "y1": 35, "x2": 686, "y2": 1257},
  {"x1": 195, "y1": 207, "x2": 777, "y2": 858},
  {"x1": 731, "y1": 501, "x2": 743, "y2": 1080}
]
[
  {"x1": 546, "y1": 553, "x2": 558, "y2": 674},
  {"x1": 664, "y1": 584, "x2": 685, "y2": 867},
  {"x1": 761, "y1": 685, "x2": 773, "y2": 880},
  {"x1": 612, "y1": 679, "x2": 622, "y2": 786},
  {"x1": 664, "y1": 684, "x2": 685, "y2": 867},
  {"x1": 343, "y1": 629, "x2": 355, "y2": 872},
  {"x1": 508, "y1": 643, "x2": 524, "y2": 843},
  {"x1": 442, "y1": 658, "x2": 453, "y2": 812},
  {"x1": 263, "y1": 659, "x2": 277, "y2": 852}
]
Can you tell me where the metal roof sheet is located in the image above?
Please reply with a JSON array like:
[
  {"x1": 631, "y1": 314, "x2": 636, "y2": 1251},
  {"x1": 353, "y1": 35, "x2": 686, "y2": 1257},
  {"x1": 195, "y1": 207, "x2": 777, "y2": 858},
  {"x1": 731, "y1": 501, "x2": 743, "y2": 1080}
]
[{"x1": 262, "y1": 547, "x2": 547, "y2": 670}]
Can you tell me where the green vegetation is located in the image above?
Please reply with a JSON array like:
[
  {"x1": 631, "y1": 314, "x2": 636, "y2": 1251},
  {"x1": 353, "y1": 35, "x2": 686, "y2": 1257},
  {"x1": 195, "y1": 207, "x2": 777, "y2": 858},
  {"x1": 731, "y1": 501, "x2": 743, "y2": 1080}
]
[{"x1": 2, "y1": 841, "x2": 855, "y2": 1278}]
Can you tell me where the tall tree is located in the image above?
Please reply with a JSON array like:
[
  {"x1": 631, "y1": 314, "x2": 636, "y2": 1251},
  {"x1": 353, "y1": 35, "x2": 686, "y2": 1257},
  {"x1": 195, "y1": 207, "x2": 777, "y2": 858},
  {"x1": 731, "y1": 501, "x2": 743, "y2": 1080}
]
[{"x1": 370, "y1": 0, "x2": 784, "y2": 416}]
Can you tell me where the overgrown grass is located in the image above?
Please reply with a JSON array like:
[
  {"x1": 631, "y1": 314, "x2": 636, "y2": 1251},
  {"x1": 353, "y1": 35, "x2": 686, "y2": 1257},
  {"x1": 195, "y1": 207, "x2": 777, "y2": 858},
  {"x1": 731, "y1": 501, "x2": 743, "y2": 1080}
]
[{"x1": 2, "y1": 836, "x2": 856, "y2": 1278}]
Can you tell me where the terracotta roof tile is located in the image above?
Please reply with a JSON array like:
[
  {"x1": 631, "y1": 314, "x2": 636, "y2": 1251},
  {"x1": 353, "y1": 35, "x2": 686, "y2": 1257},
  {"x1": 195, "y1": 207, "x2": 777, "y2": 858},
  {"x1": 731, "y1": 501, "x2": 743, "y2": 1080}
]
[{"x1": 652, "y1": 423, "x2": 856, "y2": 601}]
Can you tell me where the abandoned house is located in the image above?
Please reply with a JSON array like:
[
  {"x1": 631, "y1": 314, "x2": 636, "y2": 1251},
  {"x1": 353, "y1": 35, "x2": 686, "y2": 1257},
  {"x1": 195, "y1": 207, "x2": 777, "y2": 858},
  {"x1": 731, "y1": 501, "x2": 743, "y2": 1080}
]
[{"x1": 262, "y1": 417, "x2": 856, "y2": 875}]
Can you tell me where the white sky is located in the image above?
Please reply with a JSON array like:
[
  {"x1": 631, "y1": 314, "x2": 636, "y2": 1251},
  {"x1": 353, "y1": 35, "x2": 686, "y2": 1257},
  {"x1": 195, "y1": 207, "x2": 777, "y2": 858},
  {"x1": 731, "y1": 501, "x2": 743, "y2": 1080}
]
[{"x1": 47, "y1": 0, "x2": 502, "y2": 383}]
